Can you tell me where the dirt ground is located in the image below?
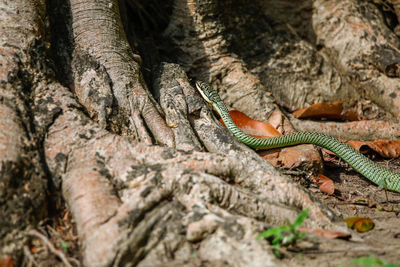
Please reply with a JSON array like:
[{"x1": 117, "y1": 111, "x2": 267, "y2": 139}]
[{"x1": 283, "y1": 157, "x2": 400, "y2": 267}]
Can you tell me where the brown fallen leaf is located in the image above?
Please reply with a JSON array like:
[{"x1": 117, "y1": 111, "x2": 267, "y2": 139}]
[
  {"x1": 0, "y1": 256, "x2": 13, "y2": 267},
  {"x1": 167, "y1": 122, "x2": 179, "y2": 128},
  {"x1": 220, "y1": 110, "x2": 281, "y2": 138},
  {"x1": 293, "y1": 102, "x2": 358, "y2": 121},
  {"x1": 258, "y1": 145, "x2": 322, "y2": 170},
  {"x1": 266, "y1": 109, "x2": 283, "y2": 130},
  {"x1": 344, "y1": 217, "x2": 375, "y2": 233},
  {"x1": 298, "y1": 227, "x2": 351, "y2": 239},
  {"x1": 222, "y1": 110, "x2": 321, "y2": 170},
  {"x1": 311, "y1": 173, "x2": 335, "y2": 195},
  {"x1": 322, "y1": 139, "x2": 400, "y2": 161},
  {"x1": 346, "y1": 140, "x2": 400, "y2": 158}
]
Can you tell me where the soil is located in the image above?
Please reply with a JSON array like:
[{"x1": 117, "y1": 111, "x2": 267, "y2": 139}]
[{"x1": 283, "y1": 157, "x2": 400, "y2": 267}]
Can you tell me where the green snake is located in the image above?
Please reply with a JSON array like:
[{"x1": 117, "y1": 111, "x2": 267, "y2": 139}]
[{"x1": 195, "y1": 81, "x2": 400, "y2": 193}]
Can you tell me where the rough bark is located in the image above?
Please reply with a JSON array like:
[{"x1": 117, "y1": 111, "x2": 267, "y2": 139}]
[
  {"x1": 53, "y1": 0, "x2": 174, "y2": 146},
  {"x1": 43, "y1": 1, "x2": 347, "y2": 266},
  {"x1": 165, "y1": 0, "x2": 400, "y2": 120},
  {"x1": 313, "y1": 0, "x2": 400, "y2": 117},
  {"x1": 43, "y1": 62, "x2": 346, "y2": 266},
  {"x1": 0, "y1": 0, "x2": 47, "y2": 260}
]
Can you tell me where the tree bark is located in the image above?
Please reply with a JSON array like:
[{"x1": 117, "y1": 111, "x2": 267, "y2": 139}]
[{"x1": 0, "y1": 0, "x2": 47, "y2": 260}]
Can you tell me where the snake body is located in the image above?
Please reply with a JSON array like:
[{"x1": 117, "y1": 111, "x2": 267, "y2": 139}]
[{"x1": 195, "y1": 81, "x2": 400, "y2": 192}]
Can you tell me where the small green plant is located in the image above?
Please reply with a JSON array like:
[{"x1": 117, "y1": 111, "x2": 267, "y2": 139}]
[
  {"x1": 60, "y1": 241, "x2": 68, "y2": 253},
  {"x1": 350, "y1": 255, "x2": 398, "y2": 267},
  {"x1": 257, "y1": 208, "x2": 309, "y2": 256}
]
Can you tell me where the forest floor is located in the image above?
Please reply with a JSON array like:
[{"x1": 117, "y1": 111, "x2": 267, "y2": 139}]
[{"x1": 284, "y1": 157, "x2": 400, "y2": 267}]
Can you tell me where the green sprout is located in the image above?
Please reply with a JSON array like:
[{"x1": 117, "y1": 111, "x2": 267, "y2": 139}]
[
  {"x1": 350, "y1": 254, "x2": 398, "y2": 267},
  {"x1": 60, "y1": 241, "x2": 68, "y2": 253},
  {"x1": 257, "y1": 208, "x2": 309, "y2": 256}
]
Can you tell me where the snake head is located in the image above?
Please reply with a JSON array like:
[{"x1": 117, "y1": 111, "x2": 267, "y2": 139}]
[{"x1": 195, "y1": 81, "x2": 221, "y2": 105}]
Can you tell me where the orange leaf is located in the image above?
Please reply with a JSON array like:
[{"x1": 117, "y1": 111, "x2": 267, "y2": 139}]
[
  {"x1": 347, "y1": 140, "x2": 400, "y2": 158},
  {"x1": 344, "y1": 217, "x2": 375, "y2": 233},
  {"x1": 293, "y1": 102, "x2": 359, "y2": 121},
  {"x1": 341, "y1": 109, "x2": 359, "y2": 121},
  {"x1": 0, "y1": 257, "x2": 13, "y2": 267},
  {"x1": 220, "y1": 110, "x2": 281, "y2": 138},
  {"x1": 292, "y1": 102, "x2": 344, "y2": 119},
  {"x1": 222, "y1": 110, "x2": 323, "y2": 170},
  {"x1": 298, "y1": 228, "x2": 351, "y2": 239},
  {"x1": 311, "y1": 174, "x2": 335, "y2": 194}
]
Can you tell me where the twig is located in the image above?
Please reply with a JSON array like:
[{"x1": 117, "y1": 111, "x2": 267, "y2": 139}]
[
  {"x1": 68, "y1": 257, "x2": 81, "y2": 267},
  {"x1": 23, "y1": 245, "x2": 39, "y2": 267},
  {"x1": 384, "y1": 187, "x2": 389, "y2": 203},
  {"x1": 28, "y1": 229, "x2": 73, "y2": 267},
  {"x1": 279, "y1": 169, "x2": 308, "y2": 176}
]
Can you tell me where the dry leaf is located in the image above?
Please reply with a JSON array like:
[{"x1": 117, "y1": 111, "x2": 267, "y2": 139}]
[
  {"x1": 292, "y1": 102, "x2": 358, "y2": 121},
  {"x1": 322, "y1": 139, "x2": 400, "y2": 161},
  {"x1": 344, "y1": 217, "x2": 375, "y2": 233},
  {"x1": 0, "y1": 257, "x2": 13, "y2": 267},
  {"x1": 258, "y1": 145, "x2": 322, "y2": 170},
  {"x1": 220, "y1": 110, "x2": 281, "y2": 138},
  {"x1": 311, "y1": 173, "x2": 335, "y2": 194},
  {"x1": 267, "y1": 109, "x2": 283, "y2": 130},
  {"x1": 223, "y1": 110, "x2": 321, "y2": 169},
  {"x1": 347, "y1": 140, "x2": 400, "y2": 158},
  {"x1": 293, "y1": 102, "x2": 343, "y2": 119},
  {"x1": 298, "y1": 227, "x2": 351, "y2": 239}
]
